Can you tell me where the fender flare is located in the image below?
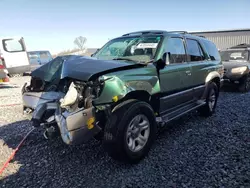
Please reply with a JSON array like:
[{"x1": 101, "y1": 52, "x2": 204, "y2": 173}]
[{"x1": 205, "y1": 71, "x2": 221, "y2": 84}]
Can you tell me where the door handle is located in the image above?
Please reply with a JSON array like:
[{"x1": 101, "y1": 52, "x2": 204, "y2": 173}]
[{"x1": 185, "y1": 70, "x2": 191, "y2": 76}]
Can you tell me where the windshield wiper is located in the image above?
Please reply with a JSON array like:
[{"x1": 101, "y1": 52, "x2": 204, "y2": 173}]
[{"x1": 112, "y1": 57, "x2": 135, "y2": 62}]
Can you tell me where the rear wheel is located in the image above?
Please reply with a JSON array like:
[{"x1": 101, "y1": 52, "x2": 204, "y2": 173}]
[
  {"x1": 198, "y1": 82, "x2": 219, "y2": 117},
  {"x1": 103, "y1": 100, "x2": 156, "y2": 164},
  {"x1": 238, "y1": 74, "x2": 250, "y2": 92}
]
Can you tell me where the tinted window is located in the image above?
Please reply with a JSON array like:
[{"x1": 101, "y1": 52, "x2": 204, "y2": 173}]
[
  {"x1": 203, "y1": 40, "x2": 221, "y2": 61},
  {"x1": 2, "y1": 39, "x2": 25, "y2": 52},
  {"x1": 165, "y1": 37, "x2": 186, "y2": 64},
  {"x1": 186, "y1": 39, "x2": 205, "y2": 62},
  {"x1": 220, "y1": 50, "x2": 248, "y2": 61}
]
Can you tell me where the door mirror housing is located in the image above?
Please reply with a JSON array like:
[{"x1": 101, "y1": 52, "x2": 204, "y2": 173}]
[
  {"x1": 155, "y1": 52, "x2": 170, "y2": 70},
  {"x1": 163, "y1": 52, "x2": 170, "y2": 65}
]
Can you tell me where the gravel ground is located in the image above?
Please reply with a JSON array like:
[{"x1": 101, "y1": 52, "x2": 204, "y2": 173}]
[{"x1": 0, "y1": 77, "x2": 250, "y2": 188}]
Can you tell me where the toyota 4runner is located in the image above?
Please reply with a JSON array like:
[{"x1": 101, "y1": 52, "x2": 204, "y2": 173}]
[{"x1": 22, "y1": 30, "x2": 224, "y2": 163}]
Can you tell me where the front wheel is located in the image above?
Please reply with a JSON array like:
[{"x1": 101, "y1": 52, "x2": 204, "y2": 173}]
[
  {"x1": 238, "y1": 74, "x2": 250, "y2": 92},
  {"x1": 103, "y1": 100, "x2": 157, "y2": 164}
]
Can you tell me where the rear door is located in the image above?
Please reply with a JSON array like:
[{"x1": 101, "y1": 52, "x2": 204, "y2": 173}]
[
  {"x1": 1, "y1": 37, "x2": 30, "y2": 68},
  {"x1": 185, "y1": 38, "x2": 215, "y2": 98},
  {"x1": 185, "y1": 38, "x2": 208, "y2": 86},
  {"x1": 159, "y1": 37, "x2": 193, "y2": 113}
]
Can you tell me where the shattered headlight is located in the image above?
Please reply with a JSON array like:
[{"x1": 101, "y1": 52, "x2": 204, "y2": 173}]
[
  {"x1": 60, "y1": 82, "x2": 78, "y2": 108},
  {"x1": 231, "y1": 66, "x2": 247, "y2": 74},
  {"x1": 90, "y1": 76, "x2": 107, "y2": 98}
]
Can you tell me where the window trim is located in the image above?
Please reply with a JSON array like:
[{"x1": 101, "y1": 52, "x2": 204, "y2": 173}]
[
  {"x1": 2, "y1": 38, "x2": 26, "y2": 53},
  {"x1": 163, "y1": 36, "x2": 188, "y2": 65},
  {"x1": 201, "y1": 40, "x2": 221, "y2": 61},
  {"x1": 185, "y1": 38, "x2": 207, "y2": 63}
]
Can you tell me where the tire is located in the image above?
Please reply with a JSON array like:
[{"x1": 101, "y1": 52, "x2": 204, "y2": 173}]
[
  {"x1": 198, "y1": 82, "x2": 219, "y2": 117},
  {"x1": 103, "y1": 100, "x2": 157, "y2": 164},
  {"x1": 238, "y1": 74, "x2": 250, "y2": 92}
]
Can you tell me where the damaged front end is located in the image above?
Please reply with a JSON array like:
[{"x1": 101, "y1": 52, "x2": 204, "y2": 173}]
[
  {"x1": 21, "y1": 55, "x2": 153, "y2": 145},
  {"x1": 22, "y1": 75, "x2": 105, "y2": 145},
  {"x1": 54, "y1": 80, "x2": 104, "y2": 145}
]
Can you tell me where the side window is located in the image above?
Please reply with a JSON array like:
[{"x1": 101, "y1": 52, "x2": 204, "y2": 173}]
[
  {"x1": 2, "y1": 39, "x2": 25, "y2": 52},
  {"x1": 164, "y1": 37, "x2": 186, "y2": 64},
  {"x1": 202, "y1": 40, "x2": 221, "y2": 61},
  {"x1": 186, "y1": 39, "x2": 206, "y2": 62}
]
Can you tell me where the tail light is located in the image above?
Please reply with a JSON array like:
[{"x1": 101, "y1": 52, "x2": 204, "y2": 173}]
[
  {"x1": 0, "y1": 55, "x2": 5, "y2": 69},
  {"x1": 3, "y1": 76, "x2": 9, "y2": 82}
]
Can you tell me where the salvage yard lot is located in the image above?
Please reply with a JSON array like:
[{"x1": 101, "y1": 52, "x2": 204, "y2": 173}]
[{"x1": 0, "y1": 77, "x2": 250, "y2": 188}]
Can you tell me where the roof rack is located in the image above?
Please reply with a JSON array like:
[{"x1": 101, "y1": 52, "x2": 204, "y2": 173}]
[
  {"x1": 122, "y1": 30, "x2": 166, "y2": 36},
  {"x1": 167, "y1": 31, "x2": 188, "y2": 34},
  {"x1": 122, "y1": 30, "x2": 190, "y2": 37},
  {"x1": 197, "y1": 35, "x2": 206, "y2": 38}
]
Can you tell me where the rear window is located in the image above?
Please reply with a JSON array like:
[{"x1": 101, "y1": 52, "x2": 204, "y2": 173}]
[
  {"x1": 2, "y1": 38, "x2": 25, "y2": 52},
  {"x1": 220, "y1": 50, "x2": 249, "y2": 61},
  {"x1": 40, "y1": 51, "x2": 51, "y2": 59},
  {"x1": 202, "y1": 40, "x2": 221, "y2": 61},
  {"x1": 28, "y1": 52, "x2": 39, "y2": 60}
]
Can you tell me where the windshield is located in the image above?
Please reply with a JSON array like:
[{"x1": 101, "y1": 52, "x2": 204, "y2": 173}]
[
  {"x1": 220, "y1": 50, "x2": 249, "y2": 61},
  {"x1": 93, "y1": 35, "x2": 162, "y2": 62}
]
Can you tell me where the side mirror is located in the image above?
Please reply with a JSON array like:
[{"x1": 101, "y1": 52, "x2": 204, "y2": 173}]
[
  {"x1": 155, "y1": 52, "x2": 170, "y2": 70},
  {"x1": 163, "y1": 52, "x2": 170, "y2": 65}
]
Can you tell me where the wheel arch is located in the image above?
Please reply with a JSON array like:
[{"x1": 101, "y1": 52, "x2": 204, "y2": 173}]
[
  {"x1": 205, "y1": 71, "x2": 221, "y2": 89},
  {"x1": 111, "y1": 90, "x2": 158, "y2": 114}
]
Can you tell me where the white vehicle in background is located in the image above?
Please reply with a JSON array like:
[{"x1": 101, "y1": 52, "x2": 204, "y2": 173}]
[{"x1": 0, "y1": 37, "x2": 30, "y2": 76}]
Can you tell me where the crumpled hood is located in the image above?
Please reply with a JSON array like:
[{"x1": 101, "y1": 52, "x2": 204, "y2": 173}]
[
  {"x1": 31, "y1": 55, "x2": 146, "y2": 82},
  {"x1": 222, "y1": 61, "x2": 250, "y2": 70}
]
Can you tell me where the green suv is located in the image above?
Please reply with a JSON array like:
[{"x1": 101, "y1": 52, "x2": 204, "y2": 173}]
[{"x1": 22, "y1": 30, "x2": 224, "y2": 163}]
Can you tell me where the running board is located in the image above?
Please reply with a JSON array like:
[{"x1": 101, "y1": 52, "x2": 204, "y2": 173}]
[{"x1": 158, "y1": 100, "x2": 206, "y2": 124}]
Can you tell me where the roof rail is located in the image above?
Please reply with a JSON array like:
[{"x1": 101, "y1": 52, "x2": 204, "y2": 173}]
[
  {"x1": 167, "y1": 31, "x2": 188, "y2": 34},
  {"x1": 122, "y1": 30, "x2": 166, "y2": 36},
  {"x1": 229, "y1": 43, "x2": 250, "y2": 49}
]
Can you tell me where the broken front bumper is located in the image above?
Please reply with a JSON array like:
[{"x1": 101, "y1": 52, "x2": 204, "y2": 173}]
[
  {"x1": 31, "y1": 102, "x2": 102, "y2": 145},
  {"x1": 22, "y1": 89, "x2": 65, "y2": 116},
  {"x1": 55, "y1": 107, "x2": 102, "y2": 145}
]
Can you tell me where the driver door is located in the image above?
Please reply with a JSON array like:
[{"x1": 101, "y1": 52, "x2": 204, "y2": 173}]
[{"x1": 159, "y1": 37, "x2": 193, "y2": 113}]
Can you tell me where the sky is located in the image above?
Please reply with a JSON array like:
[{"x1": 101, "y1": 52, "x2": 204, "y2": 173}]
[{"x1": 0, "y1": 0, "x2": 249, "y2": 54}]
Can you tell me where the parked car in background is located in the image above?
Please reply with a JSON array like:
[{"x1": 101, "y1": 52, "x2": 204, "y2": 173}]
[
  {"x1": 0, "y1": 57, "x2": 9, "y2": 85},
  {"x1": 28, "y1": 50, "x2": 53, "y2": 71},
  {"x1": 220, "y1": 43, "x2": 250, "y2": 92},
  {"x1": 22, "y1": 30, "x2": 223, "y2": 164},
  {"x1": 0, "y1": 36, "x2": 30, "y2": 76}
]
